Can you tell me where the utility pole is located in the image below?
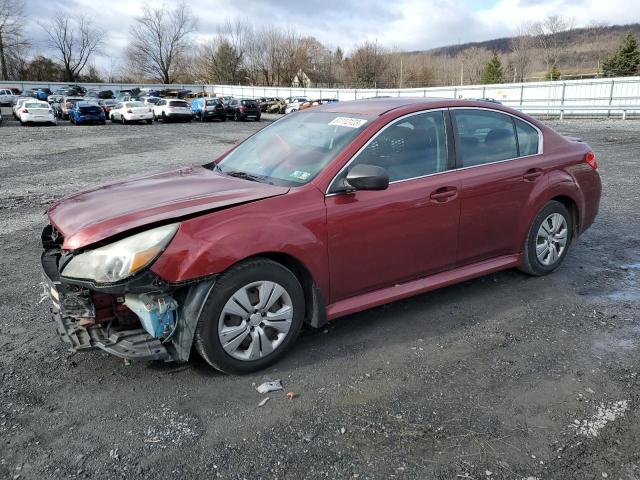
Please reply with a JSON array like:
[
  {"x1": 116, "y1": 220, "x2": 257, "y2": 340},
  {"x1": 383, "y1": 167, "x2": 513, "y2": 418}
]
[
  {"x1": 399, "y1": 55, "x2": 403, "y2": 89},
  {"x1": 460, "y1": 62, "x2": 464, "y2": 86}
]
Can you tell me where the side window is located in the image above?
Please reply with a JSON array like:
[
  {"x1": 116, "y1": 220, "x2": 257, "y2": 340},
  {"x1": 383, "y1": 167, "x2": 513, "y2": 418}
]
[
  {"x1": 347, "y1": 111, "x2": 448, "y2": 183},
  {"x1": 515, "y1": 118, "x2": 540, "y2": 156},
  {"x1": 453, "y1": 109, "x2": 518, "y2": 167}
]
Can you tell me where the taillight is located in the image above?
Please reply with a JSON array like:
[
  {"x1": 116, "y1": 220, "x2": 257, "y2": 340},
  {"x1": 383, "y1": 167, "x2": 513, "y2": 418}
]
[
  {"x1": 127, "y1": 109, "x2": 133, "y2": 113},
  {"x1": 239, "y1": 106, "x2": 245, "y2": 112},
  {"x1": 585, "y1": 151, "x2": 598, "y2": 170},
  {"x1": 21, "y1": 108, "x2": 28, "y2": 113}
]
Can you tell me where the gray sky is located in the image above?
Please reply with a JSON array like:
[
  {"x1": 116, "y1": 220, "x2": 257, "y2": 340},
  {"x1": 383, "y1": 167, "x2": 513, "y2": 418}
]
[{"x1": 23, "y1": 0, "x2": 640, "y2": 71}]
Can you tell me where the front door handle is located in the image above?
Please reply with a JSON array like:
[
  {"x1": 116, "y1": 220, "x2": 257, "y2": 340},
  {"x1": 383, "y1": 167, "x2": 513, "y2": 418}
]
[
  {"x1": 523, "y1": 168, "x2": 543, "y2": 182},
  {"x1": 430, "y1": 186, "x2": 458, "y2": 203}
]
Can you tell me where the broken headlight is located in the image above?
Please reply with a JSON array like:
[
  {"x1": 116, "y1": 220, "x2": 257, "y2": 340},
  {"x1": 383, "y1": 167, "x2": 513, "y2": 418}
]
[{"x1": 61, "y1": 224, "x2": 179, "y2": 283}]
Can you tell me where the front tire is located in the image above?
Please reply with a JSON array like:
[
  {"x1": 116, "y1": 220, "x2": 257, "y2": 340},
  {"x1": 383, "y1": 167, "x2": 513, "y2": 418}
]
[
  {"x1": 194, "y1": 258, "x2": 305, "y2": 374},
  {"x1": 520, "y1": 200, "x2": 573, "y2": 276}
]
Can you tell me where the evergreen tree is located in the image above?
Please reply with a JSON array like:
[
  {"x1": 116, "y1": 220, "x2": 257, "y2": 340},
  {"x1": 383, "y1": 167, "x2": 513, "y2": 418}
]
[
  {"x1": 481, "y1": 52, "x2": 503, "y2": 84},
  {"x1": 544, "y1": 63, "x2": 561, "y2": 81},
  {"x1": 602, "y1": 33, "x2": 640, "y2": 77}
]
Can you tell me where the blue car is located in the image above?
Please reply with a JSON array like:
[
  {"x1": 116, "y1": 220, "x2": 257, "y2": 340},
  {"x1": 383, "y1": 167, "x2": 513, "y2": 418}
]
[
  {"x1": 69, "y1": 102, "x2": 106, "y2": 125},
  {"x1": 190, "y1": 97, "x2": 226, "y2": 122}
]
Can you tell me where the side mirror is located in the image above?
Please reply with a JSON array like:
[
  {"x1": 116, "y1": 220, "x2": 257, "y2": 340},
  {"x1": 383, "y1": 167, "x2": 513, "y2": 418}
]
[{"x1": 345, "y1": 164, "x2": 389, "y2": 191}]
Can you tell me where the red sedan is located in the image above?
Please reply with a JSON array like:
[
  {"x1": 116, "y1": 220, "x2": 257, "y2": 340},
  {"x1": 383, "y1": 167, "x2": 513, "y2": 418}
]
[{"x1": 41, "y1": 98, "x2": 601, "y2": 373}]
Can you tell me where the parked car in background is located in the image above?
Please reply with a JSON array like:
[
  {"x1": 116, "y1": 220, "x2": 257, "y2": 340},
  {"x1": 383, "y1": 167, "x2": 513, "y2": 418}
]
[
  {"x1": 220, "y1": 96, "x2": 234, "y2": 105},
  {"x1": 299, "y1": 98, "x2": 339, "y2": 111},
  {"x1": 267, "y1": 98, "x2": 287, "y2": 114},
  {"x1": 12, "y1": 97, "x2": 32, "y2": 118},
  {"x1": 284, "y1": 96, "x2": 311, "y2": 114},
  {"x1": 39, "y1": 98, "x2": 602, "y2": 373},
  {"x1": 138, "y1": 96, "x2": 162, "y2": 107},
  {"x1": 109, "y1": 101, "x2": 153, "y2": 124},
  {"x1": 0, "y1": 88, "x2": 18, "y2": 105},
  {"x1": 33, "y1": 88, "x2": 52, "y2": 101},
  {"x1": 153, "y1": 99, "x2": 192, "y2": 122},
  {"x1": 257, "y1": 97, "x2": 282, "y2": 112},
  {"x1": 69, "y1": 101, "x2": 106, "y2": 125},
  {"x1": 224, "y1": 98, "x2": 261, "y2": 121},
  {"x1": 17, "y1": 100, "x2": 56, "y2": 125},
  {"x1": 190, "y1": 97, "x2": 226, "y2": 121},
  {"x1": 59, "y1": 97, "x2": 85, "y2": 119},
  {"x1": 9, "y1": 87, "x2": 21, "y2": 95},
  {"x1": 95, "y1": 99, "x2": 117, "y2": 116}
]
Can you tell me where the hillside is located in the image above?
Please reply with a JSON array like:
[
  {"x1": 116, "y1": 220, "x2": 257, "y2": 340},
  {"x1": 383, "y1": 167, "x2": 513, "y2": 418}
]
[{"x1": 422, "y1": 23, "x2": 640, "y2": 58}]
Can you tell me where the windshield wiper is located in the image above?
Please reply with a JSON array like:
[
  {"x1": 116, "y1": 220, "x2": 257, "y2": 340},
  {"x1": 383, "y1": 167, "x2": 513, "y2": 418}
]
[{"x1": 225, "y1": 170, "x2": 268, "y2": 183}]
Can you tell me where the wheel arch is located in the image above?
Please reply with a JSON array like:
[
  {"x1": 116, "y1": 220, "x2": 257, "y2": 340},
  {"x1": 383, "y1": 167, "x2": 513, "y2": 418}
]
[
  {"x1": 549, "y1": 194, "x2": 580, "y2": 241},
  {"x1": 240, "y1": 252, "x2": 328, "y2": 329}
]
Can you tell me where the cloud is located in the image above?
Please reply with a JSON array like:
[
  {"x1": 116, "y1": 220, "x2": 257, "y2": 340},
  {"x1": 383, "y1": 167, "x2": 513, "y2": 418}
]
[{"x1": 20, "y1": 0, "x2": 640, "y2": 72}]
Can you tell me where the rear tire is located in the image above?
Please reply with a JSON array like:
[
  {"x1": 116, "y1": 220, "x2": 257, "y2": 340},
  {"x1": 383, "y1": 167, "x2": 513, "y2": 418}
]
[
  {"x1": 194, "y1": 258, "x2": 305, "y2": 374},
  {"x1": 234, "y1": 112, "x2": 240, "y2": 121},
  {"x1": 520, "y1": 200, "x2": 573, "y2": 276},
  {"x1": 121, "y1": 116, "x2": 126, "y2": 125}
]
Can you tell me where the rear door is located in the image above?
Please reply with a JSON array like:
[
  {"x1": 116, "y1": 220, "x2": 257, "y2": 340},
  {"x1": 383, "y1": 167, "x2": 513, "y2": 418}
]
[
  {"x1": 451, "y1": 108, "x2": 544, "y2": 266},
  {"x1": 325, "y1": 110, "x2": 461, "y2": 302}
]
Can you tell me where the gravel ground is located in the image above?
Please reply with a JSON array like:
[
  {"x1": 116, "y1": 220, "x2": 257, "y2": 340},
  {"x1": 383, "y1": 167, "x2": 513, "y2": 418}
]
[{"x1": 0, "y1": 110, "x2": 639, "y2": 480}]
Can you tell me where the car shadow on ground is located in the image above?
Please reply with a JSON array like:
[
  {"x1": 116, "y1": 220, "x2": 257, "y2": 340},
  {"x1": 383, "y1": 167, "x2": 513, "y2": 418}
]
[{"x1": 154, "y1": 267, "x2": 535, "y2": 379}]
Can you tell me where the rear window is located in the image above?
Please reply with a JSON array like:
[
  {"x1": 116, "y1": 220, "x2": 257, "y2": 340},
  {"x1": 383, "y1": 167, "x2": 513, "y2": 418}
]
[
  {"x1": 126, "y1": 102, "x2": 144, "y2": 108},
  {"x1": 241, "y1": 100, "x2": 257, "y2": 106},
  {"x1": 205, "y1": 99, "x2": 219, "y2": 106},
  {"x1": 24, "y1": 102, "x2": 47, "y2": 109},
  {"x1": 169, "y1": 101, "x2": 188, "y2": 107}
]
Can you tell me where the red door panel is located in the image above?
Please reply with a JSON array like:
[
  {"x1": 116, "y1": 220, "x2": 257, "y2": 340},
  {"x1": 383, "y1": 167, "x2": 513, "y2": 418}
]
[
  {"x1": 456, "y1": 157, "x2": 547, "y2": 266},
  {"x1": 325, "y1": 173, "x2": 461, "y2": 302}
]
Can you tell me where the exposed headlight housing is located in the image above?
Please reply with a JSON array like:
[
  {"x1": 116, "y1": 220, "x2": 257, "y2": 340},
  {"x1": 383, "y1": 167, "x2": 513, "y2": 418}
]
[{"x1": 61, "y1": 223, "x2": 179, "y2": 283}]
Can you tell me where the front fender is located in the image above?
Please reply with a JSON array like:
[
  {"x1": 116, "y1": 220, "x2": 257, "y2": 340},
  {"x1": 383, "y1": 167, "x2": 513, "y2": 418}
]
[{"x1": 151, "y1": 187, "x2": 329, "y2": 299}]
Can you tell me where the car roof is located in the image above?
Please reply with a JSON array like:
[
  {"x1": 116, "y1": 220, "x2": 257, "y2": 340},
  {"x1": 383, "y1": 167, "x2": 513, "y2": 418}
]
[{"x1": 313, "y1": 97, "x2": 520, "y2": 116}]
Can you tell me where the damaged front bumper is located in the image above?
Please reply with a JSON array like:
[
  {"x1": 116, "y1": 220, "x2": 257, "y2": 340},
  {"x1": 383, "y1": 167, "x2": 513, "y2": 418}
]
[{"x1": 41, "y1": 225, "x2": 215, "y2": 363}]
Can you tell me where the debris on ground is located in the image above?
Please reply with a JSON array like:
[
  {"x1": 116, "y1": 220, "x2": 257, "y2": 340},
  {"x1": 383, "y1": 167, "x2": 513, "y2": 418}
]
[
  {"x1": 258, "y1": 397, "x2": 270, "y2": 407},
  {"x1": 286, "y1": 392, "x2": 298, "y2": 399},
  {"x1": 256, "y1": 380, "x2": 282, "y2": 394}
]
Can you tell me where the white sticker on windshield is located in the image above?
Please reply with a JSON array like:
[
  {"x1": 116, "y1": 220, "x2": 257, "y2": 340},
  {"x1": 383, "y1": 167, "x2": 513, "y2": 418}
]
[
  {"x1": 290, "y1": 170, "x2": 311, "y2": 181},
  {"x1": 328, "y1": 117, "x2": 368, "y2": 129}
]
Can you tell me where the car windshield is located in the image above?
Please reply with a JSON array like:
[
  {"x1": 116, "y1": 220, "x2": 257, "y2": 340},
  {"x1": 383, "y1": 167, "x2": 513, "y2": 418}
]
[{"x1": 215, "y1": 111, "x2": 373, "y2": 187}]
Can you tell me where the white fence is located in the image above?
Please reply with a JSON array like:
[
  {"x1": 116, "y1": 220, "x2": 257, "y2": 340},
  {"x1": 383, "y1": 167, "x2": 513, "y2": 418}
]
[{"x1": 3, "y1": 76, "x2": 640, "y2": 117}]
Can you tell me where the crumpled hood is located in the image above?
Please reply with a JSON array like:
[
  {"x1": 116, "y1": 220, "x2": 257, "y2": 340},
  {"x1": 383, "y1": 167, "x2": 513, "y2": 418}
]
[{"x1": 48, "y1": 166, "x2": 289, "y2": 250}]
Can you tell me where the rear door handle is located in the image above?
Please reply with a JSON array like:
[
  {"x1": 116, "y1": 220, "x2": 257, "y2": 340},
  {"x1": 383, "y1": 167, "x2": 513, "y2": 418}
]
[
  {"x1": 430, "y1": 186, "x2": 458, "y2": 202},
  {"x1": 523, "y1": 168, "x2": 543, "y2": 182}
]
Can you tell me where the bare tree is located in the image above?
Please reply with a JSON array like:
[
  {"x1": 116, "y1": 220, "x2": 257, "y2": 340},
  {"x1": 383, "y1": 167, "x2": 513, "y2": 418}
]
[
  {"x1": 41, "y1": 13, "x2": 103, "y2": 82},
  {"x1": 532, "y1": 14, "x2": 575, "y2": 71},
  {"x1": 0, "y1": 0, "x2": 29, "y2": 80},
  {"x1": 509, "y1": 23, "x2": 535, "y2": 82},
  {"x1": 345, "y1": 40, "x2": 390, "y2": 88},
  {"x1": 126, "y1": 2, "x2": 197, "y2": 84},
  {"x1": 458, "y1": 47, "x2": 492, "y2": 85}
]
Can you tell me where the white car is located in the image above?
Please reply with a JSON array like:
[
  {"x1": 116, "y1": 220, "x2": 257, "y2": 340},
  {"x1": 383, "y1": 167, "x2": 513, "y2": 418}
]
[
  {"x1": 284, "y1": 96, "x2": 311, "y2": 114},
  {"x1": 152, "y1": 99, "x2": 192, "y2": 122},
  {"x1": 0, "y1": 88, "x2": 18, "y2": 106},
  {"x1": 13, "y1": 97, "x2": 33, "y2": 118},
  {"x1": 17, "y1": 100, "x2": 56, "y2": 126},
  {"x1": 109, "y1": 101, "x2": 153, "y2": 124}
]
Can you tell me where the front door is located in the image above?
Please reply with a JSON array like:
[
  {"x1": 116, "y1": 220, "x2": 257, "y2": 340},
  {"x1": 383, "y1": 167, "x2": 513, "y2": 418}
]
[{"x1": 325, "y1": 110, "x2": 461, "y2": 302}]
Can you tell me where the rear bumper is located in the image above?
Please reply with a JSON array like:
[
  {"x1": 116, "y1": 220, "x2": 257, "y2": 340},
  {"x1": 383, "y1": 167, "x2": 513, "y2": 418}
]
[{"x1": 165, "y1": 113, "x2": 192, "y2": 119}]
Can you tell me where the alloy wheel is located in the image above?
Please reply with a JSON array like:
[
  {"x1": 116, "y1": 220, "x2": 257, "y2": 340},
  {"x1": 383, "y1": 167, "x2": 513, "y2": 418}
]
[
  {"x1": 217, "y1": 281, "x2": 293, "y2": 361},
  {"x1": 535, "y1": 213, "x2": 568, "y2": 266}
]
